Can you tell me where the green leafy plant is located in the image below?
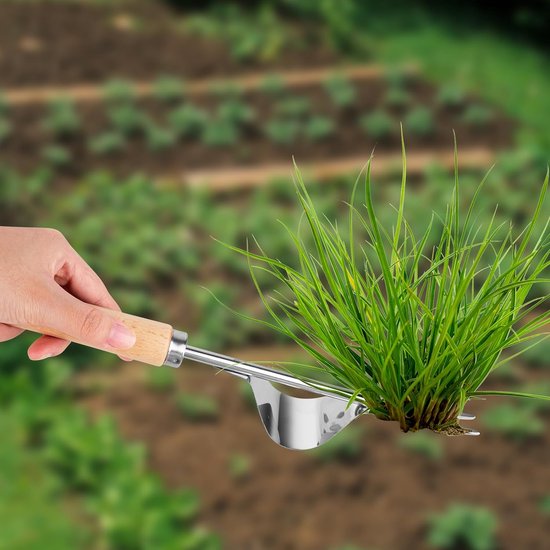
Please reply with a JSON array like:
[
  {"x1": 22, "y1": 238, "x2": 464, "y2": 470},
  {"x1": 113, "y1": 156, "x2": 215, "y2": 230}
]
[
  {"x1": 43, "y1": 173, "x2": 199, "y2": 317},
  {"x1": 405, "y1": 107, "x2": 434, "y2": 136},
  {"x1": 168, "y1": 104, "x2": 209, "y2": 138},
  {"x1": 384, "y1": 87, "x2": 410, "y2": 108},
  {"x1": 102, "y1": 79, "x2": 136, "y2": 104},
  {"x1": 41, "y1": 145, "x2": 72, "y2": 168},
  {"x1": 43, "y1": 98, "x2": 81, "y2": 137},
  {"x1": 324, "y1": 74, "x2": 357, "y2": 108},
  {"x1": 264, "y1": 118, "x2": 300, "y2": 145},
  {"x1": 217, "y1": 99, "x2": 255, "y2": 126},
  {"x1": 144, "y1": 123, "x2": 176, "y2": 151},
  {"x1": 462, "y1": 104, "x2": 494, "y2": 127},
  {"x1": 176, "y1": 393, "x2": 219, "y2": 421},
  {"x1": 359, "y1": 110, "x2": 394, "y2": 138},
  {"x1": 231, "y1": 147, "x2": 550, "y2": 433},
  {"x1": 201, "y1": 119, "x2": 239, "y2": 147},
  {"x1": 481, "y1": 403, "x2": 544, "y2": 439},
  {"x1": 0, "y1": 117, "x2": 12, "y2": 144},
  {"x1": 153, "y1": 75, "x2": 185, "y2": 103},
  {"x1": 427, "y1": 503, "x2": 497, "y2": 550},
  {"x1": 107, "y1": 104, "x2": 146, "y2": 136},
  {"x1": 310, "y1": 425, "x2": 364, "y2": 462},
  {"x1": 88, "y1": 132, "x2": 126, "y2": 155},
  {"x1": 540, "y1": 495, "x2": 550, "y2": 515},
  {"x1": 186, "y1": 4, "x2": 288, "y2": 63},
  {"x1": 304, "y1": 115, "x2": 335, "y2": 141},
  {"x1": 44, "y1": 412, "x2": 144, "y2": 491},
  {"x1": 399, "y1": 431, "x2": 443, "y2": 460},
  {"x1": 437, "y1": 85, "x2": 466, "y2": 107},
  {"x1": 228, "y1": 454, "x2": 252, "y2": 480},
  {"x1": 275, "y1": 96, "x2": 311, "y2": 118}
]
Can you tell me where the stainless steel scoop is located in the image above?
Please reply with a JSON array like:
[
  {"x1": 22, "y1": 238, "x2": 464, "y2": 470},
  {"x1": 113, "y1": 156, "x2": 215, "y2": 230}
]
[
  {"x1": 165, "y1": 331, "x2": 479, "y2": 450},
  {"x1": 21, "y1": 308, "x2": 479, "y2": 451}
]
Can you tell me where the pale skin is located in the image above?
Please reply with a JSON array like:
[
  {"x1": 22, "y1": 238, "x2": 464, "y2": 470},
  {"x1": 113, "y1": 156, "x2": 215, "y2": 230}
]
[{"x1": 0, "y1": 227, "x2": 136, "y2": 360}]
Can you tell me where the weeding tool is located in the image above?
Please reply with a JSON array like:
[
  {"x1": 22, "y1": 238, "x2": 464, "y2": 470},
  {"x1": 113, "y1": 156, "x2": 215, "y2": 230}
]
[{"x1": 22, "y1": 308, "x2": 479, "y2": 450}]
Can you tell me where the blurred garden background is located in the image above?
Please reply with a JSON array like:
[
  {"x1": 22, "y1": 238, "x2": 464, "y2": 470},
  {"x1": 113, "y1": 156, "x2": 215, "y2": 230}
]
[{"x1": 0, "y1": 1, "x2": 549, "y2": 549}]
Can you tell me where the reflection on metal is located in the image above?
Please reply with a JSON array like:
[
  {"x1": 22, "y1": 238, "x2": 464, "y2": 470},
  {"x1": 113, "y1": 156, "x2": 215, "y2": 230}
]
[
  {"x1": 250, "y1": 376, "x2": 366, "y2": 450},
  {"x1": 182, "y1": 345, "x2": 368, "y2": 450}
]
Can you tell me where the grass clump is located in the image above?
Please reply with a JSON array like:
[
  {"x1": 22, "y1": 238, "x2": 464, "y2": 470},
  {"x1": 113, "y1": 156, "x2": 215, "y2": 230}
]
[
  {"x1": 540, "y1": 495, "x2": 550, "y2": 515},
  {"x1": 232, "y1": 142, "x2": 550, "y2": 434},
  {"x1": 427, "y1": 503, "x2": 497, "y2": 550}
]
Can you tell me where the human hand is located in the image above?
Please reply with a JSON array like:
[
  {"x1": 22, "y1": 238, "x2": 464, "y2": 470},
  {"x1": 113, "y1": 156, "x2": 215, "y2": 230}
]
[{"x1": 0, "y1": 226, "x2": 136, "y2": 360}]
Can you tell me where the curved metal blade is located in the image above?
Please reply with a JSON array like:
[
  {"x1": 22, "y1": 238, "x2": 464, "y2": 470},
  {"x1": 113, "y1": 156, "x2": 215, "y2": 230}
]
[{"x1": 249, "y1": 377, "x2": 367, "y2": 450}]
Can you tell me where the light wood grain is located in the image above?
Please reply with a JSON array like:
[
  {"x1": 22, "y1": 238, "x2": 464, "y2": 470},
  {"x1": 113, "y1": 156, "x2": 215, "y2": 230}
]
[{"x1": 21, "y1": 308, "x2": 173, "y2": 366}]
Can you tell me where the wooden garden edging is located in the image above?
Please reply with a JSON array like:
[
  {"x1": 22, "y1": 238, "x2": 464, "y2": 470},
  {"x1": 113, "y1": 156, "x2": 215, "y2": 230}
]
[{"x1": 3, "y1": 64, "x2": 413, "y2": 106}]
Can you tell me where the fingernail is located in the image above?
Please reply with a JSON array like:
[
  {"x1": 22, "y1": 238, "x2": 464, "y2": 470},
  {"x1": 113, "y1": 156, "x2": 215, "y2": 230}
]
[
  {"x1": 107, "y1": 323, "x2": 136, "y2": 350},
  {"x1": 30, "y1": 352, "x2": 53, "y2": 361}
]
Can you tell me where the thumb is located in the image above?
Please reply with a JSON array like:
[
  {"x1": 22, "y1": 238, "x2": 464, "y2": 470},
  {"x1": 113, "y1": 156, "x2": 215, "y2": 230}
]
[{"x1": 34, "y1": 284, "x2": 136, "y2": 352}]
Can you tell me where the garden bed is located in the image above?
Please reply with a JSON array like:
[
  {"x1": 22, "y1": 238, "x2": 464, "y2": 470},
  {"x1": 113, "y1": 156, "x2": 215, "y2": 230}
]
[
  {"x1": 0, "y1": 71, "x2": 514, "y2": 181},
  {"x1": 79, "y1": 355, "x2": 550, "y2": 550},
  {"x1": 0, "y1": 0, "x2": 337, "y2": 87}
]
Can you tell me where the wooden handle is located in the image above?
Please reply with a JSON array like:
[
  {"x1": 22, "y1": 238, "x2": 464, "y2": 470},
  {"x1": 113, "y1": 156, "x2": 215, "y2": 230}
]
[{"x1": 21, "y1": 308, "x2": 174, "y2": 366}]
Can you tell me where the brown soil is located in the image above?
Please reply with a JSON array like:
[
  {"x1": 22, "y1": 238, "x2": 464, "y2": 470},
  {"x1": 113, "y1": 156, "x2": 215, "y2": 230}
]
[
  {"x1": 0, "y1": 75, "x2": 515, "y2": 180},
  {"x1": 79, "y1": 350, "x2": 550, "y2": 550},
  {"x1": 0, "y1": 0, "x2": 338, "y2": 87}
]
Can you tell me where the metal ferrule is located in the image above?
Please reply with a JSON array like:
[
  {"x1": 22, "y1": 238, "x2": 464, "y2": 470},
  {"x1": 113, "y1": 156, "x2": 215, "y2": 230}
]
[{"x1": 163, "y1": 330, "x2": 188, "y2": 368}]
